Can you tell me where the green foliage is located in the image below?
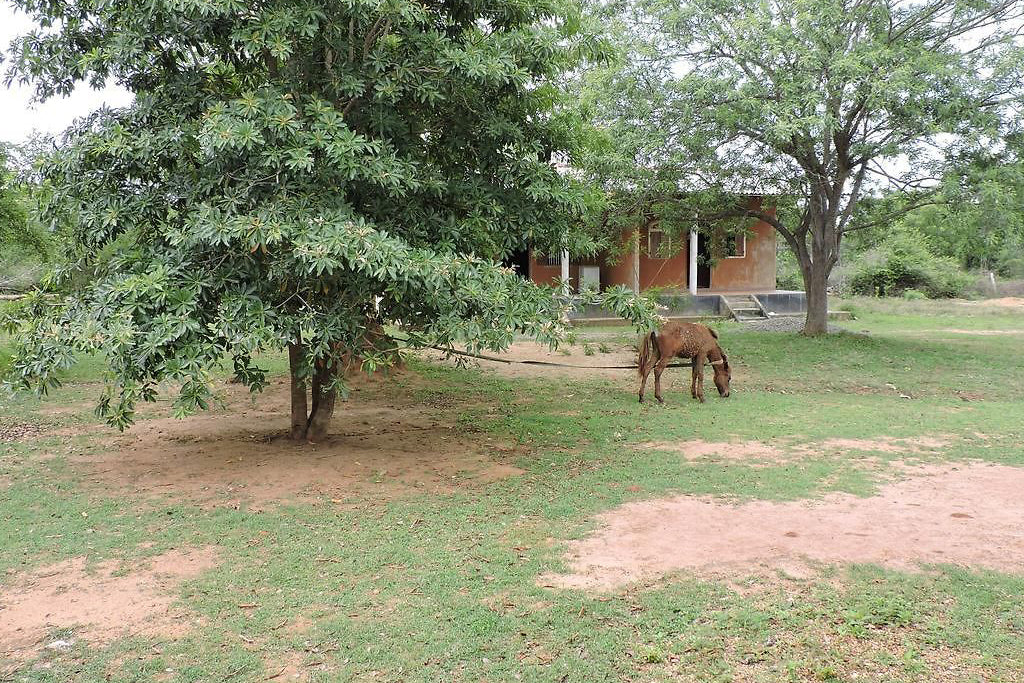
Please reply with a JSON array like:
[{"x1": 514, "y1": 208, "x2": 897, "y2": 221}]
[
  {"x1": 776, "y1": 246, "x2": 804, "y2": 291},
  {"x1": 0, "y1": 146, "x2": 52, "y2": 290},
  {"x1": 849, "y1": 143, "x2": 1024, "y2": 280},
  {"x1": 2, "y1": 0, "x2": 658, "y2": 428},
  {"x1": 910, "y1": 155, "x2": 1024, "y2": 278},
  {"x1": 902, "y1": 289, "x2": 927, "y2": 301},
  {"x1": 848, "y1": 228, "x2": 972, "y2": 299}
]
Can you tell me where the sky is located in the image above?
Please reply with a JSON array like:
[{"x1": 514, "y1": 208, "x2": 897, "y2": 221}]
[{"x1": 1, "y1": 2, "x2": 133, "y2": 146}]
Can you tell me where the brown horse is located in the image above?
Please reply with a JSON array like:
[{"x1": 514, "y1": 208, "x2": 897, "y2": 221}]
[{"x1": 637, "y1": 322, "x2": 731, "y2": 403}]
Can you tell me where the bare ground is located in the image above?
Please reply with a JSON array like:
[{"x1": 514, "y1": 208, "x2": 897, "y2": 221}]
[
  {"x1": 0, "y1": 547, "x2": 218, "y2": 663},
  {"x1": 543, "y1": 462, "x2": 1024, "y2": 591},
  {"x1": 638, "y1": 435, "x2": 951, "y2": 466},
  {"x1": 61, "y1": 373, "x2": 525, "y2": 508},
  {"x1": 936, "y1": 328, "x2": 1024, "y2": 335},
  {"x1": 423, "y1": 341, "x2": 639, "y2": 380},
  {"x1": 967, "y1": 296, "x2": 1024, "y2": 310}
]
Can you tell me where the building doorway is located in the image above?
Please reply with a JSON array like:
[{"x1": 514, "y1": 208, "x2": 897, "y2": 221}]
[
  {"x1": 697, "y1": 233, "x2": 711, "y2": 288},
  {"x1": 502, "y1": 249, "x2": 531, "y2": 279}
]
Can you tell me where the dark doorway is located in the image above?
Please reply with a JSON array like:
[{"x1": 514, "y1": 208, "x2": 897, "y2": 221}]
[
  {"x1": 697, "y1": 233, "x2": 711, "y2": 288},
  {"x1": 503, "y1": 249, "x2": 531, "y2": 280}
]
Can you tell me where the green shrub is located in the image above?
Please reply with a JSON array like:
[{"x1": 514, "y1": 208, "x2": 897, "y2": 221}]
[
  {"x1": 848, "y1": 229, "x2": 972, "y2": 298},
  {"x1": 902, "y1": 288, "x2": 926, "y2": 300},
  {"x1": 776, "y1": 246, "x2": 804, "y2": 290}
]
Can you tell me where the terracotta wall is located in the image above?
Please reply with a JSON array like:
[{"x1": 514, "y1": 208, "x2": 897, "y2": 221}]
[
  {"x1": 528, "y1": 196, "x2": 777, "y2": 292},
  {"x1": 528, "y1": 254, "x2": 589, "y2": 291},
  {"x1": 708, "y1": 200, "x2": 777, "y2": 291},
  {"x1": 637, "y1": 230, "x2": 689, "y2": 290},
  {"x1": 601, "y1": 248, "x2": 635, "y2": 291}
]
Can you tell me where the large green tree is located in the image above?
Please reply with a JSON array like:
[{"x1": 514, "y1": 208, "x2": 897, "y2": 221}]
[
  {"x1": 3, "y1": 0, "x2": 655, "y2": 439},
  {"x1": 583, "y1": 0, "x2": 1024, "y2": 333}
]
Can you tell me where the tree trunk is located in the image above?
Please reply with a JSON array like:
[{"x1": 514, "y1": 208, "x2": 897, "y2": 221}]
[
  {"x1": 306, "y1": 359, "x2": 338, "y2": 442},
  {"x1": 803, "y1": 262, "x2": 830, "y2": 335},
  {"x1": 287, "y1": 340, "x2": 339, "y2": 442},
  {"x1": 288, "y1": 342, "x2": 308, "y2": 441}
]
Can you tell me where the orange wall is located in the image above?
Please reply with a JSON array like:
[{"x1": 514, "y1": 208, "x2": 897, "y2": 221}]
[
  {"x1": 709, "y1": 200, "x2": 776, "y2": 291},
  {"x1": 528, "y1": 197, "x2": 777, "y2": 292},
  {"x1": 528, "y1": 256, "x2": 587, "y2": 290},
  {"x1": 638, "y1": 230, "x2": 690, "y2": 290}
]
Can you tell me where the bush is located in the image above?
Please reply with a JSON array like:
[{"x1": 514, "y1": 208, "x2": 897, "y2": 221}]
[
  {"x1": 776, "y1": 247, "x2": 803, "y2": 290},
  {"x1": 848, "y1": 229, "x2": 972, "y2": 298},
  {"x1": 902, "y1": 288, "x2": 926, "y2": 300}
]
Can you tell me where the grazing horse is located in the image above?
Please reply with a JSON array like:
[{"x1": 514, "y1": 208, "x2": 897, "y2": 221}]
[{"x1": 637, "y1": 322, "x2": 731, "y2": 403}]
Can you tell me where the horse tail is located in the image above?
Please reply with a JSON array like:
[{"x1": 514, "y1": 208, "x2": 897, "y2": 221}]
[
  {"x1": 637, "y1": 330, "x2": 659, "y2": 376},
  {"x1": 708, "y1": 326, "x2": 719, "y2": 340}
]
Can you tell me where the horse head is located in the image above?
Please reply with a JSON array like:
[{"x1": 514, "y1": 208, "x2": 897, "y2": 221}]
[{"x1": 712, "y1": 353, "x2": 731, "y2": 397}]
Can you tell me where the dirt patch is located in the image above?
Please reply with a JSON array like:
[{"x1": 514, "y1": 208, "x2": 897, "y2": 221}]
[
  {"x1": 65, "y1": 373, "x2": 524, "y2": 507},
  {"x1": 0, "y1": 420, "x2": 44, "y2": 442},
  {"x1": 968, "y1": 296, "x2": 1024, "y2": 310},
  {"x1": 543, "y1": 463, "x2": 1024, "y2": 591},
  {"x1": 422, "y1": 341, "x2": 638, "y2": 380},
  {"x1": 937, "y1": 328, "x2": 1024, "y2": 335},
  {"x1": 638, "y1": 435, "x2": 950, "y2": 464},
  {"x1": 0, "y1": 546, "x2": 218, "y2": 661},
  {"x1": 813, "y1": 435, "x2": 950, "y2": 455},
  {"x1": 640, "y1": 440, "x2": 788, "y2": 464}
]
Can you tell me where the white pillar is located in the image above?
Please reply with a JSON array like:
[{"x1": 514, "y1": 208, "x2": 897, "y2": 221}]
[
  {"x1": 560, "y1": 248, "x2": 570, "y2": 295},
  {"x1": 688, "y1": 228, "x2": 698, "y2": 295},
  {"x1": 631, "y1": 231, "x2": 641, "y2": 293}
]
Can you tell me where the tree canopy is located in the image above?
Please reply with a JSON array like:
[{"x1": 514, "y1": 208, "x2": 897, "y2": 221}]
[
  {"x1": 580, "y1": 0, "x2": 1024, "y2": 333},
  {"x1": 3, "y1": 0, "x2": 656, "y2": 438}
]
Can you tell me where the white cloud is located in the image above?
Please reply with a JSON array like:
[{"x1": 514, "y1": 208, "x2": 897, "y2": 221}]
[{"x1": 1, "y1": 3, "x2": 134, "y2": 146}]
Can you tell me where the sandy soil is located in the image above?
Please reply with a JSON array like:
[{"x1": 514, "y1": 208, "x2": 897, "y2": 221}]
[
  {"x1": 63, "y1": 373, "x2": 525, "y2": 508},
  {"x1": 967, "y1": 296, "x2": 1024, "y2": 310},
  {"x1": 543, "y1": 462, "x2": 1024, "y2": 591},
  {"x1": 0, "y1": 547, "x2": 218, "y2": 662},
  {"x1": 423, "y1": 340, "x2": 640, "y2": 380},
  {"x1": 639, "y1": 435, "x2": 950, "y2": 466},
  {"x1": 937, "y1": 328, "x2": 1024, "y2": 335}
]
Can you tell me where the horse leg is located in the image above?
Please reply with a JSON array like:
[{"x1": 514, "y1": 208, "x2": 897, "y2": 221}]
[
  {"x1": 690, "y1": 360, "x2": 698, "y2": 399},
  {"x1": 638, "y1": 362, "x2": 652, "y2": 403},
  {"x1": 654, "y1": 358, "x2": 670, "y2": 404},
  {"x1": 693, "y1": 352, "x2": 707, "y2": 403}
]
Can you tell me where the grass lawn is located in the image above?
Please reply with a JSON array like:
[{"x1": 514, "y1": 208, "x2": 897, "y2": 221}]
[{"x1": 2, "y1": 296, "x2": 1024, "y2": 682}]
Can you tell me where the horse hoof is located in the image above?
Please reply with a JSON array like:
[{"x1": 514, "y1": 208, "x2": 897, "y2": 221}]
[{"x1": 656, "y1": 397, "x2": 665, "y2": 404}]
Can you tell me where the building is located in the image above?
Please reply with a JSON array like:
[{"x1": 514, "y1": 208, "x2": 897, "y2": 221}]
[{"x1": 523, "y1": 196, "x2": 778, "y2": 296}]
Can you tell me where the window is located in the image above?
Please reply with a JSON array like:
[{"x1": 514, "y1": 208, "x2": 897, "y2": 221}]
[
  {"x1": 647, "y1": 226, "x2": 672, "y2": 258},
  {"x1": 724, "y1": 233, "x2": 746, "y2": 258}
]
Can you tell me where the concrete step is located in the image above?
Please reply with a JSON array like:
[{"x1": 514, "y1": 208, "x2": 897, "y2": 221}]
[{"x1": 722, "y1": 295, "x2": 767, "y2": 320}]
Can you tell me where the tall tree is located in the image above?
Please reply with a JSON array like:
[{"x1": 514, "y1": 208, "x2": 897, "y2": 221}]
[
  {"x1": 583, "y1": 0, "x2": 1024, "y2": 333},
  {"x1": 3, "y1": 0, "x2": 655, "y2": 439}
]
